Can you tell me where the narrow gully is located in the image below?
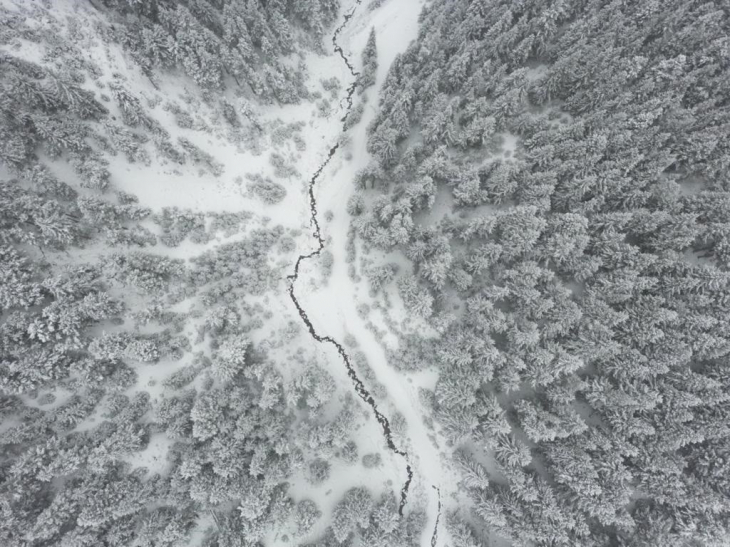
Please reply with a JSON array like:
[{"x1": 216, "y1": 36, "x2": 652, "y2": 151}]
[{"x1": 286, "y1": 1, "x2": 441, "y2": 536}]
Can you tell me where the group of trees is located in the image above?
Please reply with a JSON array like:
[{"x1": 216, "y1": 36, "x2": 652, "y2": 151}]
[
  {"x1": 356, "y1": 0, "x2": 730, "y2": 545},
  {"x1": 305, "y1": 488, "x2": 425, "y2": 547},
  {"x1": 0, "y1": 159, "x2": 307, "y2": 543},
  {"x1": 0, "y1": 318, "x2": 328, "y2": 546},
  {"x1": 0, "y1": 1, "x2": 422, "y2": 545},
  {"x1": 358, "y1": 28, "x2": 378, "y2": 92},
  {"x1": 105, "y1": 0, "x2": 340, "y2": 102}
]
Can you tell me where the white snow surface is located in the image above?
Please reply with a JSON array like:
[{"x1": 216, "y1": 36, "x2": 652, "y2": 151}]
[{"x1": 294, "y1": 0, "x2": 459, "y2": 545}]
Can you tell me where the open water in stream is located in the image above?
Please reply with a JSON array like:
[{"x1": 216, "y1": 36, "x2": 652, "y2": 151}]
[{"x1": 286, "y1": 2, "x2": 441, "y2": 543}]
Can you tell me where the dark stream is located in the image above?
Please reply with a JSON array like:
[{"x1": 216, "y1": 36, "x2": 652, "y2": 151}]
[
  {"x1": 431, "y1": 486, "x2": 441, "y2": 546},
  {"x1": 286, "y1": 2, "x2": 441, "y2": 541}
]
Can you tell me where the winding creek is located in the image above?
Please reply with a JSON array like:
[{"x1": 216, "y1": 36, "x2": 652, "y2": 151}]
[
  {"x1": 431, "y1": 486, "x2": 441, "y2": 547},
  {"x1": 286, "y1": 1, "x2": 441, "y2": 543}
]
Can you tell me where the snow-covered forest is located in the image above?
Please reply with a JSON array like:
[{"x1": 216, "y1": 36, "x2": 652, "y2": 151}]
[{"x1": 1, "y1": 0, "x2": 729, "y2": 546}]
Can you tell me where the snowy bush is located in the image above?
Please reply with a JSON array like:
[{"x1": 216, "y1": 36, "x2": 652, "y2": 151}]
[
  {"x1": 340, "y1": 440, "x2": 358, "y2": 464},
  {"x1": 106, "y1": 252, "x2": 185, "y2": 294},
  {"x1": 365, "y1": 262, "x2": 399, "y2": 293},
  {"x1": 188, "y1": 228, "x2": 282, "y2": 294},
  {"x1": 171, "y1": 108, "x2": 194, "y2": 129},
  {"x1": 343, "y1": 101, "x2": 365, "y2": 131},
  {"x1": 108, "y1": 79, "x2": 147, "y2": 127},
  {"x1": 269, "y1": 152, "x2": 298, "y2": 179},
  {"x1": 124, "y1": 338, "x2": 161, "y2": 363},
  {"x1": 70, "y1": 152, "x2": 110, "y2": 191},
  {"x1": 270, "y1": 120, "x2": 304, "y2": 147},
  {"x1": 208, "y1": 211, "x2": 251, "y2": 237},
  {"x1": 320, "y1": 76, "x2": 341, "y2": 97},
  {"x1": 316, "y1": 98, "x2": 331, "y2": 118},
  {"x1": 78, "y1": 196, "x2": 151, "y2": 227},
  {"x1": 346, "y1": 193, "x2": 366, "y2": 216},
  {"x1": 178, "y1": 137, "x2": 223, "y2": 176},
  {"x1": 358, "y1": 29, "x2": 378, "y2": 93},
  {"x1": 319, "y1": 250, "x2": 334, "y2": 281},
  {"x1": 246, "y1": 173, "x2": 287, "y2": 204},
  {"x1": 293, "y1": 134, "x2": 306, "y2": 151},
  {"x1": 87, "y1": 332, "x2": 184, "y2": 364},
  {"x1": 306, "y1": 458, "x2": 331, "y2": 485},
  {"x1": 396, "y1": 275, "x2": 434, "y2": 318},
  {"x1": 203, "y1": 305, "x2": 240, "y2": 336},
  {"x1": 279, "y1": 236, "x2": 296, "y2": 254},
  {"x1": 0, "y1": 246, "x2": 43, "y2": 310},
  {"x1": 36, "y1": 392, "x2": 55, "y2": 406},
  {"x1": 221, "y1": 100, "x2": 240, "y2": 127},
  {"x1": 154, "y1": 207, "x2": 208, "y2": 247},
  {"x1": 154, "y1": 138, "x2": 186, "y2": 164},
  {"x1": 295, "y1": 499, "x2": 321, "y2": 537},
  {"x1": 163, "y1": 364, "x2": 203, "y2": 390},
  {"x1": 211, "y1": 338, "x2": 249, "y2": 382},
  {"x1": 361, "y1": 452, "x2": 382, "y2": 468},
  {"x1": 104, "y1": 121, "x2": 150, "y2": 165},
  {"x1": 331, "y1": 488, "x2": 373, "y2": 543},
  {"x1": 287, "y1": 365, "x2": 335, "y2": 413},
  {"x1": 103, "y1": 393, "x2": 130, "y2": 419}
]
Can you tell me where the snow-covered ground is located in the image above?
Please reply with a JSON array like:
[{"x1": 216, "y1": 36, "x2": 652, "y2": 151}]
[
  {"x1": 294, "y1": 0, "x2": 460, "y2": 544},
  {"x1": 2, "y1": 0, "x2": 452, "y2": 543}
]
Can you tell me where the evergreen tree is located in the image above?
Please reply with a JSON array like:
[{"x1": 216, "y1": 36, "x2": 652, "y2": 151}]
[
  {"x1": 331, "y1": 487, "x2": 373, "y2": 543},
  {"x1": 359, "y1": 28, "x2": 378, "y2": 92}
]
